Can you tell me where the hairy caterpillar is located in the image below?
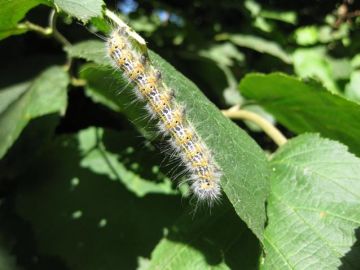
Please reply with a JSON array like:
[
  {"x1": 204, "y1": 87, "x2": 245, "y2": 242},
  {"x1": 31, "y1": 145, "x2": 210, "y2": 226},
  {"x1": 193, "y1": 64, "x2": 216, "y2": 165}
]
[{"x1": 107, "y1": 27, "x2": 222, "y2": 204}]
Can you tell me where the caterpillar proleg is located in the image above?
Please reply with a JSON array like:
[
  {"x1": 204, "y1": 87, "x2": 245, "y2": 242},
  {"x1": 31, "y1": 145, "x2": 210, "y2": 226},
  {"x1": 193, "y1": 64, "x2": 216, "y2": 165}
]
[{"x1": 107, "y1": 27, "x2": 222, "y2": 205}]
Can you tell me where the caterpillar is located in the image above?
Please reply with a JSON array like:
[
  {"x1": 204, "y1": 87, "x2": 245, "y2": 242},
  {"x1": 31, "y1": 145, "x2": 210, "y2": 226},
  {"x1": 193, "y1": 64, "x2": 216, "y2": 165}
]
[{"x1": 107, "y1": 27, "x2": 222, "y2": 204}]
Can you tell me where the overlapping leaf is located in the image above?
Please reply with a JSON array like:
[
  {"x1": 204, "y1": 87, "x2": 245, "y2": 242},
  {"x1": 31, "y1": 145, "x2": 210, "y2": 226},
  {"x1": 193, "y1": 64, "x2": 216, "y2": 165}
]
[
  {"x1": 66, "y1": 40, "x2": 270, "y2": 241},
  {"x1": 54, "y1": 0, "x2": 104, "y2": 23},
  {"x1": 147, "y1": 202, "x2": 260, "y2": 270},
  {"x1": 263, "y1": 134, "x2": 360, "y2": 269},
  {"x1": 13, "y1": 127, "x2": 182, "y2": 269},
  {"x1": 0, "y1": 0, "x2": 50, "y2": 40},
  {"x1": 240, "y1": 73, "x2": 360, "y2": 156},
  {"x1": 0, "y1": 66, "x2": 68, "y2": 158}
]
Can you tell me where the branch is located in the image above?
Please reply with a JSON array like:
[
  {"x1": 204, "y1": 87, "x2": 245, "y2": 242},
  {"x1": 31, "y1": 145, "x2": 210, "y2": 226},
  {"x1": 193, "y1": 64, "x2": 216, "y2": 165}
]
[
  {"x1": 222, "y1": 107, "x2": 287, "y2": 146},
  {"x1": 70, "y1": 77, "x2": 86, "y2": 87},
  {"x1": 17, "y1": 10, "x2": 70, "y2": 48},
  {"x1": 17, "y1": 21, "x2": 52, "y2": 36},
  {"x1": 48, "y1": 9, "x2": 71, "y2": 47}
]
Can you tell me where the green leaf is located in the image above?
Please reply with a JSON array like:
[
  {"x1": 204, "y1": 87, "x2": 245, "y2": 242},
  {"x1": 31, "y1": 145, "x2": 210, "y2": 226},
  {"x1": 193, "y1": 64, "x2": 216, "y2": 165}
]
[
  {"x1": 148, "y1": 201, "x2": 260, "y2": 270},
  {"x1": 65, "y1": 40, "x2": 111, "y2": 65},
  {"x1": 260, "y1": 10, "x2": 297, "y2": 24},
  {"x1": 244, "y1": 0, "x2": 297, "y2": 24},
  {"x1": 239, "y1": 73, "x2": 360, "y2": 156},
  {"x1": 79, "y1": 63, "x2": 157, "y2": 139},
  {"x1": 80, "y1": 64, "x2": 123, "y2": 112},
  {"x1": 90, "y1": 16, "x2": 112, "y2": 34},
  {"x1": 0, "y1": 82, "x2": 29, "y2": 113},
  {"x1": 223, "y1": 33, "x2": 292, "y2": 64},
  {"x1": 199, "y1": 43, "x2": 245, "y2": 67},
  {"x1": 294, "y1": 26, "x2": 319, "y2": 46},
  {"x1": 294, "y1": 25, "x2": 349, "y2": 46},
  {"x1": 78, "y1": 127, "x2": 176, "y2": 197},
  {"x1": 0, "y1": 115, "x2": 60, "y2": 180},
  {"x1": 54, "y1": 0, "x2": 104, "y2": 23},
  {"x1": 345, "y1": 71, "x2": 360, "y2": 103},
  {"x1": 293, "y1": 47, "x2": 340, "y2": 93},
  {"x1": 67, "y1": 39, "x2": 270, "y2": 241},
  {"x1": 0, "y1": 245, "x2": 19, "y2": 270},
  {"x1": 12, "y1": 127, "x2": 183, "y2": 269},
  {"x1": 0, "y1": 66, "x2": 68, "y2": 158},
  {"x1": 351, "y1": 54, "x2": 360, "y2": 69},
  {"x1": 329, "y1": 57, "x2": 352, "y2": 80},
  {"x1": 263, "y1": 134, "x2": 360, "y2": 269},
  {"x1": 0, "y1": 0, "x2": 49, "y2": 40}
]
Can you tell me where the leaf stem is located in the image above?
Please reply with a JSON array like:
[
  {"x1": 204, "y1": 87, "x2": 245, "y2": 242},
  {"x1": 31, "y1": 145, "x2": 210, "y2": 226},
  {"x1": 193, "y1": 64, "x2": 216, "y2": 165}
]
[
  {"x1": 222, "y1": 106, "x2": 287, "y2": 146},
  {"x1": 70, "y1": 77, "x2": 86, "y2": 87},
  {"x1": 16, "y1": 9, "x2": 71, "y2": 48},
  {"x1": 48, "y1": 9, "x2": 72, "y2": 71},
  {"x1": 17, "y1": 21, "x2": 52, "y2": 35},
  {"x1": 48, "y1": 9, "x2": 71, "y2": 47}
]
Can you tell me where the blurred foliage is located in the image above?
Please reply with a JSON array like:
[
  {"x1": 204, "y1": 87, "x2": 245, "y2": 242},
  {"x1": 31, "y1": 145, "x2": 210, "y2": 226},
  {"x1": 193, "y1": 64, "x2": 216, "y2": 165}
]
[{"x1": 1, "y1": 0, "x2": 360, "y2": 269}]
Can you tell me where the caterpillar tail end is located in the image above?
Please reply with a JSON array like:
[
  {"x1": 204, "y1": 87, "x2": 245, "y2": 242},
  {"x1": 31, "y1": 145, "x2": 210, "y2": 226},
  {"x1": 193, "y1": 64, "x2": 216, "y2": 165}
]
[{"x1": 191, "y1": 175, "x2": 222, "y2": 206}]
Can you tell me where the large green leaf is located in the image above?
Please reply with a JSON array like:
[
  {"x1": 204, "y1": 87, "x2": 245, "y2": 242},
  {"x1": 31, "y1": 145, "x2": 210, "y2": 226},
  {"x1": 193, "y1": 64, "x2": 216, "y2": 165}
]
[
  {"x1": 239, "y1": 73, "x2": 360, "y2": 156},
  {"x1": 66, "y1": 40, "x2": 270, "y2": 241},
  {"x1": 0, "y1": 66, "x2": 68, "y2": 158},
  {"x1": 0, "y1": 0, "x2": 49, "y2": 40},
  {"x1": 54, "y1": 0, "x2": 104, "y2": 23},
  {"x1": 147, "y1": 201, "x2": 260, "y2": 270},
  {"x1": 263, "y1": 134, "x2": 360, "y2": 269},
  {"x1": 12, "y1": 127, "x2": 183, "y2": 269}
]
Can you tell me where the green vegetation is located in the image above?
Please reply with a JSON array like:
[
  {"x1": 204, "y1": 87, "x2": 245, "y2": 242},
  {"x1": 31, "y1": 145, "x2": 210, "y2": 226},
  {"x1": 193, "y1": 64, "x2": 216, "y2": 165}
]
[{"x1": 0, "y1": 0, "x2": 359, "y2": 269}]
